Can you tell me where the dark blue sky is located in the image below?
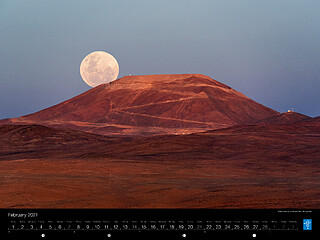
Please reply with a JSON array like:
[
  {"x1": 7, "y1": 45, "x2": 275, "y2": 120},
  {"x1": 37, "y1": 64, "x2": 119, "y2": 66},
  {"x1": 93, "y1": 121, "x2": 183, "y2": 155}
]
[{"x1": 1, "y1": 0, "x2": 319, "y2": 118}]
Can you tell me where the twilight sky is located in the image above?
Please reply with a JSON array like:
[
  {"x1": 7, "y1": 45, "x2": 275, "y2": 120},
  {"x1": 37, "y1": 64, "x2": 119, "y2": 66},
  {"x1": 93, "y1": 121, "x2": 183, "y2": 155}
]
[{"x1": 0, "y1": 0, "x2": 319, "y2": 118}]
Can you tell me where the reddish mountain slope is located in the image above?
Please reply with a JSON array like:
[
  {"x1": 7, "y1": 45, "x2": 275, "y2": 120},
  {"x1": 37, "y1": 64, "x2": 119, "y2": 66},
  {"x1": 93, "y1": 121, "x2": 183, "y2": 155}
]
[
  {"x1": 303, "y1": 116, "x2": 320, "y2": 124},
  {"x1": 256, "y1": 112, "x2": 311, "y2": 125},
  {"x1": 0, "y1": 74, "x2": 278, "y2": 136}
]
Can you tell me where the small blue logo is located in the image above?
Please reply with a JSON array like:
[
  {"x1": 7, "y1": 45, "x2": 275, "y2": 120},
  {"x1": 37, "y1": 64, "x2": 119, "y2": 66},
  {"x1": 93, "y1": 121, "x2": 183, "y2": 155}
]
[{"x1": 303, "y1": 219, "x2": 312, "y2": 230}]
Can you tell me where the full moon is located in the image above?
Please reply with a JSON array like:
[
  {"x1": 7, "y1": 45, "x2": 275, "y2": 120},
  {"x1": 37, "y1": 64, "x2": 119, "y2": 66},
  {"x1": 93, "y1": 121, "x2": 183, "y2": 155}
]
[{"x1": 80, "y1": 51, "x2": 119, "y2": 87}]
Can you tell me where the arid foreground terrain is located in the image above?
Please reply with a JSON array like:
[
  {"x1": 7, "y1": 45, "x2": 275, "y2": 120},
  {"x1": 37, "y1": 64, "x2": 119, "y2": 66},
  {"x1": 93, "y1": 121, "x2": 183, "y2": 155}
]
[
  {"x1": 0, "y1": 74, "x2": 319, "y2": 208},
  {"x1": 0, "y1": 118, "x2": 319, "y2": 208}
]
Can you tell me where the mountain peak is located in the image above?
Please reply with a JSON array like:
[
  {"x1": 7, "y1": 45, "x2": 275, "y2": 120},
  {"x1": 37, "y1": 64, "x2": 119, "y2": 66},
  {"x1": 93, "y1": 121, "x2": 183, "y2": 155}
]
[
  {"x1": 105, "y1": 74, "x2": 232, "y2": 91},
  {"x1": 114, "y1": 73, "x2": 212, "y2": 83},
  {"x1": 0, "y1": 74, "x2": 278, "y2": 136}
]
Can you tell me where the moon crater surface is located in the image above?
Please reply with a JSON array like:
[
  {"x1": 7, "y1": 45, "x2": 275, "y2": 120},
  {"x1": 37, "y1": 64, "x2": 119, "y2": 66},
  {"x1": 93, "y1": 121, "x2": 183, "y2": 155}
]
[{"x1": 80, "y1": 51, "x2": 119, "y2": 87}]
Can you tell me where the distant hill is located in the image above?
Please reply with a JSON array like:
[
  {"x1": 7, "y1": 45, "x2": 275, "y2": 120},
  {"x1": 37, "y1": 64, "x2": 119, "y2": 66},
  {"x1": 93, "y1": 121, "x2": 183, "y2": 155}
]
[{"x1": 255, "y1": 112, "x2": 311, "y2": 125}]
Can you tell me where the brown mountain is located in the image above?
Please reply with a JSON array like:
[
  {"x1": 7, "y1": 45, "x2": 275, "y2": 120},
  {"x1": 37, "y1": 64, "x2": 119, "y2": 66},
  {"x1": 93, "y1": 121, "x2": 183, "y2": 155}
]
[
  {"x1": 0, "y1": 74, "x2": 278, "y2": 136},
  {"x1": 1, "y1": 74, "x2": 319, "y2": 209},
  {"x1": 255, "y1": 112, "x2": 311, "y2": 125}
]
